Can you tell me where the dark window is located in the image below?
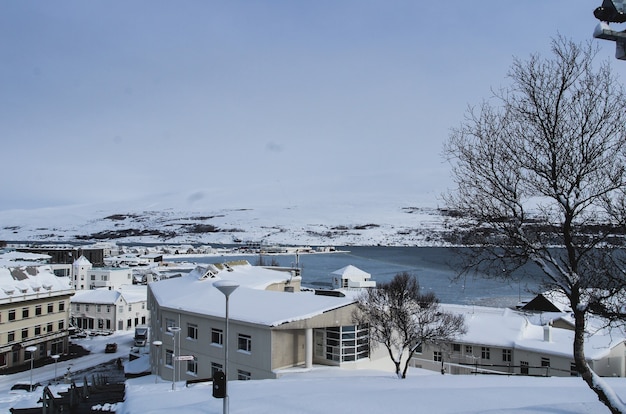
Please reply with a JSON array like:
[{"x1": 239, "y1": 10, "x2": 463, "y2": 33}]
[
  {"x1": 502, "y1": 349, "x2": 511, "y2": 362},
  {"x1": 22, "y1": 307, "x2": 29, "y2": 318},
  {"x1": 7, "y1": 331, "x2": 15, "y2": 342},
  {"x1": 8, "y1": 310, "x2": 15, "y2": 321},
  {"x1": 481, "y1": 347, "x2": 490, "y2": 360}
]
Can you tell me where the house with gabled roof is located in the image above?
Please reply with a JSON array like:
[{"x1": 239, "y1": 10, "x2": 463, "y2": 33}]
[
  {"x1": 71, "y1": 284, "x2": 149, "y2": 332},
  {"x1": 148, "y1": 261, "x2": 390, "y2": 383},
  {"x1": 411, "y1": 304, "x2": 626, "y2": 377}
]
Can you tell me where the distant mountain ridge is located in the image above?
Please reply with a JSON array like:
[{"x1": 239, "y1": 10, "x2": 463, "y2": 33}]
[{"x1": 0, "y1": 197, "x2": 464, "y2": 246}]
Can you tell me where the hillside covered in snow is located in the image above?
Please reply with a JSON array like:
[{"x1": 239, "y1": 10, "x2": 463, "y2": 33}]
[{"x1": 0, "y1": 192, "x2": 466, "y2": 246}]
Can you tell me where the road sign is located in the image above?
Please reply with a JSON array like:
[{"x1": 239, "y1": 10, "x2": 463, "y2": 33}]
[{"x1": 174, "y1": 355, "x2": 195, "y2": 361}]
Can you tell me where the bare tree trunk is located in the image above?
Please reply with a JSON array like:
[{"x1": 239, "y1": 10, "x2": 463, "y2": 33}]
[{"x1": 573, "y1": 305, "x2": 625, "y2": 414}]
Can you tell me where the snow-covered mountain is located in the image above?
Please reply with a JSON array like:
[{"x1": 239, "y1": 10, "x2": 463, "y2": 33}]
[{"x1": 0, "y1": 191, "x2": 464, "y2": 246}]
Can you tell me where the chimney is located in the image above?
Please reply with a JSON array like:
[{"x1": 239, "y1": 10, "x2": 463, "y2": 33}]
[{"x1": 543, "y1": 323, "x2": 552, "y2": 342}]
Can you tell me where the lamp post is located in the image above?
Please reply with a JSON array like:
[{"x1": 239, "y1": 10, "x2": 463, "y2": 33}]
[
  {"x1": 152, "y1": 340, "x2": 162, "y2": 383},
  {"x1": 167, "y1": 327, "x2": 181, "y2": 390},
  {"x1": 51, "y1": 354, "x2": 60, "y2": 383},
  {"x1": 25, "y1": 346, "x2": 37, "y2": 392},
  {"x1": 214, "y1": 280, "x2": 239, "y2": 414}
]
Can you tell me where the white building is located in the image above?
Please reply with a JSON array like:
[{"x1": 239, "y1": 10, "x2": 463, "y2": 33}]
[
  {"x1": 0, "y1": 264, "x2": 74, "y2": 370},
  {"x1": 148, "y1": 261, "x2": 390, "y2": 383},
  {"x1": 411, "y1": 304, "x2": 626, "y2": 377},
  {"x1": 331, "y1": 265, "x2": 376, "y2": 289},
  {"x1": 72, "y1": 256, "x2": 133, "y2": 291},
  {"x1": 71, "y1": 285, "x2": 149, "y2": 332}
]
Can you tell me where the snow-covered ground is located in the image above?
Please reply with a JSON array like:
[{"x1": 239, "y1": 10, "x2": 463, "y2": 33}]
[
  {"x1": 1, "y1": 329, "x2": 625, "y2": 413},
  {"x1": 0, "y1": 192, "x2": 457, "y2": 246}
]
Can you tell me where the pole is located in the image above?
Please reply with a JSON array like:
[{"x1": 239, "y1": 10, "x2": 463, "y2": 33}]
[
  {"x1": 168, "y1": 327, "x2": 180, "y2": 390},
  {"x1": 26, "y1": 346, "x2": 37, "y2": 392},
  {"x1": 224, "y1": 293, "x2": 229, "y2": 414},
  {"x1": 214, "y1": 280, "x2": 239, "y2": 414}
]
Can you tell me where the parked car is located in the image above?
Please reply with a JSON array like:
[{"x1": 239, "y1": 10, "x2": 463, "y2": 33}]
[{"x1": 105, "y1": 343, "x2": 118, "y2": 353}]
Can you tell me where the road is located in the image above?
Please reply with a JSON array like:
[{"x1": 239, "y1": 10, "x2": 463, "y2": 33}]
[{"x1": 0, "y1": 331, "x2": 136, "y2": 412}]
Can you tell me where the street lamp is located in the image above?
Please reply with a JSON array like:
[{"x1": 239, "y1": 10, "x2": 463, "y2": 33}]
[
  {"x1": 51, "y1": 354, "x2": 60, "y2": 383},
  {"x1": 214, "y1": 280, "x2": 239, "y2": 414},
  {"x1": 25, "y1": 346, "x2": 37, "y2": 392},
  {"x1": 152, "y1": 340, "x2": 162, "y2": 384},
  {"x1": 167, "y1": 327, "x2": 181, "y2": 390}
]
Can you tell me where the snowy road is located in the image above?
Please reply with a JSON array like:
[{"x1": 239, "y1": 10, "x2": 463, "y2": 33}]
[{"x1": 0, "y1": 331, "x2": 135, "y2": 412}]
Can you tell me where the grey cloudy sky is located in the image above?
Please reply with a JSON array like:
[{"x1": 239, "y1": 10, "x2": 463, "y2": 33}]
[{"x1": 0, "y1": 1, "x2": 616, "y2": 211}]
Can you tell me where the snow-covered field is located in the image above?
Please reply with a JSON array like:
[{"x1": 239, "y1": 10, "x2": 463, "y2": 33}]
[
  {"x1": 1, "y1": 330, "x2": 625, "y2": 413},
  {"x1": 0, "y1": 192, "x2": 457, "y2": 246}
]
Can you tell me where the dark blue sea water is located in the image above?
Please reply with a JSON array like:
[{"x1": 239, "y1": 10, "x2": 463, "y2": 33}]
[{"x1": 171, "y1": 247, "x2": 543, "y2": 307}]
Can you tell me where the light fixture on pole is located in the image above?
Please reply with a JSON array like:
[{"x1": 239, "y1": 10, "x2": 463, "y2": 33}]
[
  {"x1": 25, "y1": 346, "x2": 37, "y2": 392},
  {"x1": 152, "y1": 340, "x2": 162, "y2": 383},
  {"x1": 51, "y1": 354, "x2": 60, "y2": 383},
  {"x1": 167, "y1": 327, "x2": 181, "y2": 390},
  {"x1": 214, "y1": 280, "x2": 239, "y2": 414}
]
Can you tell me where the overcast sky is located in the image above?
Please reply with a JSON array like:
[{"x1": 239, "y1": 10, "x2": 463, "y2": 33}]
[{"x1": 0, "y1": 1, "x2": 618, "y2": 211}]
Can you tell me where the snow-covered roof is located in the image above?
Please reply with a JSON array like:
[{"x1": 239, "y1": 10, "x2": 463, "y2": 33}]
[
  {"x1": 73, "y1": 255, "x2": 91, "y2": 266},
  {"x1": 150, "y1": 263, "x2": 354, "y2": 327},
  {"x1": 0, "y1": 265, "x2": 73, "y2": 300},
  {"x1": 442, "y1": 304, "x2": 625, "y2": 360},
  {"x1": 72, "y1": 285, "x2": 147, "y2": 305},
  {"x1": 332, "y1": 265, "x2": 371, "y2": 279}
]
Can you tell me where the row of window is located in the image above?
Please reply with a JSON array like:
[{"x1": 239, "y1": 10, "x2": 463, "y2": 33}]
[
  {"x1": 448, "y1": 344, "x2": 577, "y2": 376},
  {"x1": 6, "y1": 320, "x2": 65, "y2": 342},
  {"x1": 163, "y1": 354, "x2": 251, "y2": 380},
  {"x1": 164, "y1": 319, "x2": 253, "y2": 353},
  {"x1": 73, "y1": 303, "x2": 145, "y2": 313},
  {"x1": 2, "y1": 301, "x2": 66, "y2": 323}
]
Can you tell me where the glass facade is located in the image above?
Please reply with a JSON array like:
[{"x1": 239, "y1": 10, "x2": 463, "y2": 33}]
[{"x1": 315, "y1": 325, "x2": 369, "y2": 363}]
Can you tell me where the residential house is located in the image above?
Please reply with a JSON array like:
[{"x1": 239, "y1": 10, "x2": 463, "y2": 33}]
[
  {"x1": 0, "y1": 265, "x2": 74, "y2": 370},
  {"x1": 72, "y1": 257, "x2": 133, "y2": 291},
  {"x1": 411, "y1": 304, "x2": 626, "y2": 377},
  {"x1": 148, "y1": 261, "x2": 389, "y2": 383},
  {"x1": 71, "y1": 285, "x2": 149, "y2": 331}
]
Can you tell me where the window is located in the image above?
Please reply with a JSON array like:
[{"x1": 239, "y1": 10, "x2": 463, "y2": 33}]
[
  {"x1": 58, "y1": 320, "x2": 65, "y2": 330},
  {"x1": 74, "y1": 304, "x2": 79, "y2": 312},
  {"x1": 433, "y1": 351, "x2": 442, "y2": 362},
  {"x1": 47, "y1": 323, "x2": 53, "y2": 333},
  {"x1": 35, "y1": 305, "x2": 42, "y2": 316},
  {"x1": 59, "y1": 301, "x2": 65, "y2": 312},
  {"x1": 91, "y1": 275, "x2": 95, "y2": 280},
  {"x1": 541, "y1": 357, "x2": 550, "y2": 367},
  {"x1": 0, "y1": 352, "x2": 6, "y2": 367},
  {"x1": 186, "y1": 358, "x2": 198, "y2": 375},
  {"x1": 481, "y1": 347, "x2": 490, "y2": 360},
  {"x1": 187, "y1": 323, "x2": 198, "y2": 340},
  {"x1": 211, "y1": 362, "x2": 223, "y2": 377},
  {"x1": 8, "y1": 310, "x2": 15, "y2": 321},
  {"x1": 520, "y1": 360, "x2": 529, "y2": 375},
  {"x1": 237, "y1": 369, "x2": 251, "y2": 381},
  {"x1": 128, "y1": 305, "x2": 132, "y2": 312},
  {"x1": 465, "y1": 345, "x2": 473, "y2": 354},
  {"x1": 316, "y1": 325, "x2": 369, "y2": 363},
  {"x1": 98, "y1": 319, "x2": 104, "y2": 329},
  {"x1": 107, "y1": 306, "x2": 111, "y2": 313},
  {"x1": 86, "y1": 304, "x2": 90, "y2": 312},
  {"x1": 237, "y1": 334, "x2": 252, "y2": 353},
  {"x1": 452, "y1": 343, "x2": 461, "y2": 352},
  {"x1": 165, "y1": 318, "x2": 176, "y2": 331},
  {"x1": 570, "y1": 362, "x2": 578, "y2": 377},
  {"x1": 47, "y1": 303, "x2": 54, "y2": 313},
  {"x1": 22, "y1": 307, "x2": 29, "y2": 318},
  {"x1": 96, "y1": 305, "x2": 101, "y2": 313},
  {"x1": 211, "y1": 328, "x2": 223, "y2": 346},
  {"x1": 101, "y1": 275, "x2": 108, "y2": 281},
  {"x1": 34, "y1": 325, "x2": 41, "y2": 335},
  {"x1": 119, "y1": 306, "x2": 124, "y2": 313},
  {"x1": 502, "y1": 349, "x2": 511, "y2": 362},
  {"x1": 7, "y1": 331, "x2": 15, "y2": 342},
  {"x1": 165, "y1": 350, "x2": 173, "y2": 367},
  {"x1": 21, "y1": 328, "x2": 28, "y2": 339}
]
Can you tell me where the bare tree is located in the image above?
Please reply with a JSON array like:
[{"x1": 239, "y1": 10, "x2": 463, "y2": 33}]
[
  {"x1": 354, "y1": 272, "x2": 466, "y2": 379},
  {"x1": 443, "y1": 36, "x2": 626, "y2": 413}
]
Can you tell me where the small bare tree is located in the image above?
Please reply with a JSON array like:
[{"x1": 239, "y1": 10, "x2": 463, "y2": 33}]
[
  {"x1": 354, "y1": 272, "x2": 466, "y2": 378},
  {"x1": 444, "y1": 36, "x2": 626, "y2": 413}
]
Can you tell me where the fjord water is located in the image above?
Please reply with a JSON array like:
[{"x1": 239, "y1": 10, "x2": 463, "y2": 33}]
[{"x1": 181, "y1": 247, "x2": 542, "y2": 307}]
